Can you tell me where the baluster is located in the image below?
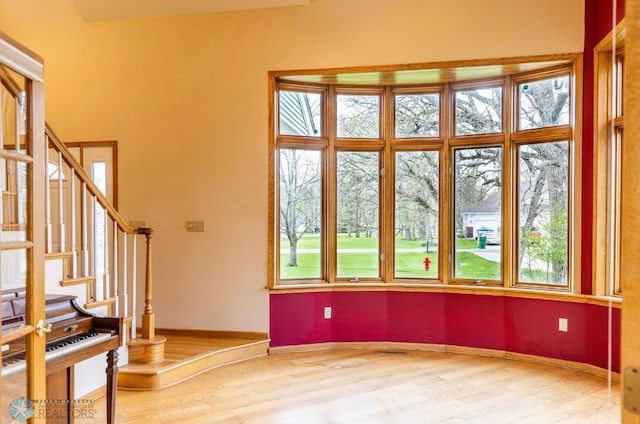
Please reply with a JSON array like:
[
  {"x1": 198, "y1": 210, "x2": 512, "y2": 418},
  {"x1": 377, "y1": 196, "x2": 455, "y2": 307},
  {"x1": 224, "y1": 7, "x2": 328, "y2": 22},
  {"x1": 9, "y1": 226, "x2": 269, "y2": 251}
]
[
  {"x1": 12, "y1": 94, "x2": 16, "y2": 151},
  {"x1": 70, "y1": 170, "x2": 77, "y2": 278},
  {"x1": 57, "y1": 151, "x2": 65, "y2": 252},
  {"x1": 102, "y1": 209, "x2": 110, "y2": 305},
  {"x1": 131, "y1": 234, "x2": 137, "y2": 340},
  {"x1": 81, "y1": 182, "x2": 88, "y2": 276},
  {"x1": 45, "y1": 137, "x2": 52, "y2": 253},
  {"x1": 81, "y1": 182, "x2": 92, "y2": 304},
  {"x1": 122, "y1": 233, "x2": 129, "y2": 338},
  {"x1": 113, "y1": 225, "x2": 119, "y2": 316},
  {"x1": 91, "y1": 194, "x2": 100, "y2": 302}
]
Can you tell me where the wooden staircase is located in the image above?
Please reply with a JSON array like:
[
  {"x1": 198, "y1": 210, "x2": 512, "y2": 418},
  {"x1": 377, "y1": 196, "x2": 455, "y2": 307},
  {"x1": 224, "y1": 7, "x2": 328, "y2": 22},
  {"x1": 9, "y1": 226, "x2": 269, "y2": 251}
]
[
  {"x1": 44, "y1": 126, "x2": 267, "y2": 391},
  {"x1": 44, "y1": 128, "x2": 168, "y2": 369}
]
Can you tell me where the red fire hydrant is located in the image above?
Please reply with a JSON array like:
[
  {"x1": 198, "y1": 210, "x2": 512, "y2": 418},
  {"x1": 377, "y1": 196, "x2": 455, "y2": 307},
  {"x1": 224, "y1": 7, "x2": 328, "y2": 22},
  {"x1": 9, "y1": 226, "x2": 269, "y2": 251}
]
[{"x1": 424, "y1": 257, "x2": 431, "y2": 271}]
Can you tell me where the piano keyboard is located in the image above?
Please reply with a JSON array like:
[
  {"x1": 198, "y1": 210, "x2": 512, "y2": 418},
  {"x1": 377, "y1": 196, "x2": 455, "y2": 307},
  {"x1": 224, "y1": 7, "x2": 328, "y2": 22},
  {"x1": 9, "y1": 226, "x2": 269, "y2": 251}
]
[{"x1": 2, "y1": 331, "x2": 113, "y2": 377}]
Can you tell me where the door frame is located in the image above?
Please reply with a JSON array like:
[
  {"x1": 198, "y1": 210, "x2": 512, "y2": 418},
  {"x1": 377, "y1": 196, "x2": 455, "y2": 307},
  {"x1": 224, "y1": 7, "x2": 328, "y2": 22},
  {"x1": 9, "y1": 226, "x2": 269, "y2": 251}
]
[
  {"x1": 64, "y1": 140, "x2": 118, "y2": 209},
  {"x1": 622, "y1": 0, "x2": 640, "y2": 422},
  {"x1": 0, "y1": 30, "x2": 47, "y2": 413}
]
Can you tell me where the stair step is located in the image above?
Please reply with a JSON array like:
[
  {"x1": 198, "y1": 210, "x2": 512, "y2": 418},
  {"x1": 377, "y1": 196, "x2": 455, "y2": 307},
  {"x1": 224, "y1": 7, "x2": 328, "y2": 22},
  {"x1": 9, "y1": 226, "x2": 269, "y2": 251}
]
[
  {"x1": 118, "y1": 335, "x2": 269, "y2": 390},
  {"x1": 128, "y1": 336, "x2": 167, "y2": 364},
  {"x1": 45, "y1": 251, "x2": 73, "y2": 261},
  {"x1": 60, "y1": 276, "x2": 95, "y2": 287},
  {"x1": 84, "y1": 297, "x2": 115, "y2": 310}
]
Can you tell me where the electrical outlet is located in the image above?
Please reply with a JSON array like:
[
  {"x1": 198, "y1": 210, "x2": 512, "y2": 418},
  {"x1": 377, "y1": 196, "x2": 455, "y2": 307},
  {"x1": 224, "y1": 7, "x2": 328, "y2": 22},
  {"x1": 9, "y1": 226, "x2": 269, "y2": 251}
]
[
  {"x1": 558, "y1": 318, "x2": 568, "y2": 332},
  {"x1": 324, "y1": 306, "x2": 332, "y2": 319}
]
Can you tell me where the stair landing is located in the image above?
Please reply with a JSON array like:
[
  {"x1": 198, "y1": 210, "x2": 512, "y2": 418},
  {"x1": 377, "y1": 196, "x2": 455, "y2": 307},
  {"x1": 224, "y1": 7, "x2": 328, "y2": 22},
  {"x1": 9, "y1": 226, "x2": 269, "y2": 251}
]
[{"x1": 117, "y1": 330, "x2": 269, "y2": 390}]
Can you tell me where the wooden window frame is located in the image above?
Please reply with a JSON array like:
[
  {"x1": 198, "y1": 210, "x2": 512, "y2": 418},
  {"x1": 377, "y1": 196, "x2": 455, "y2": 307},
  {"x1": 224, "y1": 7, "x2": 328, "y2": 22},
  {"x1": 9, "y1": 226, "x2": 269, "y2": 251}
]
[
  {"x1": 509, "y1": 69, "x2": 577, "y2": 292},
  {"x1": 593, "y1": 19, "x2": 626, "y2": 297},
  {"x1": 268, "y1": 54, "x2": 582, "y2": 291}
]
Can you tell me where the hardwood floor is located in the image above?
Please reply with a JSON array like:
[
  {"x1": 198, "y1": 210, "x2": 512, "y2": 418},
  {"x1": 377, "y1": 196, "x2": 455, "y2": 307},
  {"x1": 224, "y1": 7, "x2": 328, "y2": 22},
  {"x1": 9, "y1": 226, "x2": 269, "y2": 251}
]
[{"x1": 94, "y1": 349, "x2": 620, "y2": 423}]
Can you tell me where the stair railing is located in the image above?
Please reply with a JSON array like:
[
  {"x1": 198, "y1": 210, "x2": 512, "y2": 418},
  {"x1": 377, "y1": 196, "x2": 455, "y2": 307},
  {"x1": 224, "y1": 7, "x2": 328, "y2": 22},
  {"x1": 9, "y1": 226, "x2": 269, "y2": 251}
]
[{"x1": 44, "y1": 125, "x2": 155, "y2": 343}]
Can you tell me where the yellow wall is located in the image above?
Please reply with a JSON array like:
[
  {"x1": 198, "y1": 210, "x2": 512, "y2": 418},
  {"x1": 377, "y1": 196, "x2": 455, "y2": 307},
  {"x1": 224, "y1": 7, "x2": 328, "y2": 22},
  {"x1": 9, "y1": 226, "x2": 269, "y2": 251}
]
[{"x1": 0, "y1": 0, "x2": 584, "y2": 332}]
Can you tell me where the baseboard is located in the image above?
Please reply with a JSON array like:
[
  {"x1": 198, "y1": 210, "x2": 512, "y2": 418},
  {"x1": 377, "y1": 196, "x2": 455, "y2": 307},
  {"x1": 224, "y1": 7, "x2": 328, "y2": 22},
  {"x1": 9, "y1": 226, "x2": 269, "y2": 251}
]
[
  {"x1": 79, "y1": 386, "x2": 105, "y2": 402},
  {"x1": 269, "y1": 341, "x2": 620, "y2": 382},
  {"x1": 144, "y1": 327, "x2": 269, "y2": 340},
  {"x1": 269, "y1": 341, "x2": 446, "y2": 354}
]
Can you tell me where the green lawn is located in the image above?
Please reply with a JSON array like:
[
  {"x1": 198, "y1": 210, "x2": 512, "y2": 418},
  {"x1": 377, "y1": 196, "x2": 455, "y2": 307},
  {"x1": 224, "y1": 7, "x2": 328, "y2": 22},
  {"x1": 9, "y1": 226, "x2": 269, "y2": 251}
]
[
  {"x1": 280, "y1": 234, "x2": 434, "y2": 250},
  {"x1": 395, "y1": 251, "x2": 438, "y2": 278},
  {"x1": 280, "y1": 234, "x2": 320, "y2": 250},
  {"x1": 337, "y1": 252, "x2": 379, "y2": 278},
  {"x1": 455, "y1": 238, "x2": 478, "y2": 249},
  {"x1": 280, "y1": 252, "x2": 322, "y2": 279},
  {"x1": 280, "y1": 234, "x2": 555, "y2": 284},
  {"x1": 454, "y1": 252, "x2": 501, "y2": 280},
  {"x1": 280, "y1": 251, "x2": 439, "y2": 279},
  {"x1": 280, "y1": 234, "x2": 440, "y2": 279}
]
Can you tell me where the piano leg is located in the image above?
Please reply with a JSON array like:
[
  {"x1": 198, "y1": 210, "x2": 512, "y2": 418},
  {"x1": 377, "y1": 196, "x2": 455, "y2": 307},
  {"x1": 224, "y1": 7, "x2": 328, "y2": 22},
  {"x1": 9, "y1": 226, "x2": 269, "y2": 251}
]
[{"x1": 106, "y1": 349, "x2": 118, "y2": 424}]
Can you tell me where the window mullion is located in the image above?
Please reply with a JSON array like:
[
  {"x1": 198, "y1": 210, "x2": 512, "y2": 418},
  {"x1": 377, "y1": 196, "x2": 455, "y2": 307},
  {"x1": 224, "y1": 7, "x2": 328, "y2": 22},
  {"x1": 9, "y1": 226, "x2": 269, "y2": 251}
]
[
  {"x1": 383, "y1": 86, "x2": 393, "y2": 283},
  {"x1": 327, "y1": 84, "x2": 337, "y2": 284},
  {"x1": 503, "y1": 75, "x2": 512, "y2": 289},
  {"x1": 441, "y1": 83, "x2": 451, "y2": 285}
]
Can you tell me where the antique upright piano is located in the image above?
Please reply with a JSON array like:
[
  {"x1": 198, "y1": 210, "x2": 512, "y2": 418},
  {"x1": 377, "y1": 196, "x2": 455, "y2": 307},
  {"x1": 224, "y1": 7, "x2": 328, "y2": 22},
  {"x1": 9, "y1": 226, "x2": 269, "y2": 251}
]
[{"x1": 1, "y1": 290, "x2": 122, "y2": 423}]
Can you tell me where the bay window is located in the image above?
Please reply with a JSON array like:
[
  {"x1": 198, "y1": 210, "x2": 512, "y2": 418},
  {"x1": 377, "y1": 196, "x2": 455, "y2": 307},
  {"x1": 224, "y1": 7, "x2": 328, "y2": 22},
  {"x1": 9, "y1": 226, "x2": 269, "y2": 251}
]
[{"x1": 270, "y1": 55, "x2": 580, "y2": 291}]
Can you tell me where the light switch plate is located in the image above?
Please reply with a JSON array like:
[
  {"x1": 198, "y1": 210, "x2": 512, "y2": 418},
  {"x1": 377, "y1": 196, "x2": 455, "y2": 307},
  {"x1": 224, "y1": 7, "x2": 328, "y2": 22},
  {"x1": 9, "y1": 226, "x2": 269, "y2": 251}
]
[
  {"x1": 129, "y1": 220, "x2": 147, "y2": 229},
  {"x1": 186, "y1": 221, "x2": 205, "y2": 232}
]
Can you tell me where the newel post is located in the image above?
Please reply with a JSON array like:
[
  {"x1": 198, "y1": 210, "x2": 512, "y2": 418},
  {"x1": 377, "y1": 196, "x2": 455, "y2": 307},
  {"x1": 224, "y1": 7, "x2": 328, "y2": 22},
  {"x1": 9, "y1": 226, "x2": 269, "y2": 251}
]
[{"x1": 137, "y1": 228, "x2": 155, "y2": 339}]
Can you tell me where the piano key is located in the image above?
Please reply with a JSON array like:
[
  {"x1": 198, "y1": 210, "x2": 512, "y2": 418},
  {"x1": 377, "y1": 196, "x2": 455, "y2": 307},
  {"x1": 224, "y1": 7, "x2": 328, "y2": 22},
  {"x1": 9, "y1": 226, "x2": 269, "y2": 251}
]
[{"x1": 2, "y1": 331, "x2": 114, "y2": 377}]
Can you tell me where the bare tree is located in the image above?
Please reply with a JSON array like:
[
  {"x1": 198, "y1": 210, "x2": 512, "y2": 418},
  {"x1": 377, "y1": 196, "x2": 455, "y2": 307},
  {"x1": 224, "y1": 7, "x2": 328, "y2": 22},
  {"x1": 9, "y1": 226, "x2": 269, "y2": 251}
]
[
  {"x1": 337, "y1": 152, "x2": 379, "y2": 238},
  {"x1": 279, "y1": 149, "x2": 321, "y2": 267},
  {"x1": 396, "y1": 151, "x2": 439, "y2": 241}
]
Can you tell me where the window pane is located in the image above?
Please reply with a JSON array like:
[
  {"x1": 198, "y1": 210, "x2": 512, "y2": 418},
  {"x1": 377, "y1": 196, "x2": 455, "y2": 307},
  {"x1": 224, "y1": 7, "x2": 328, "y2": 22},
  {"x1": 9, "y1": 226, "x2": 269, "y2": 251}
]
[
  {"x1": 279, "y1": 149, "x2": 322, "y2": 279},
  {"x1": 0, "y1": 159, "x2": 27, "y2": 239},
  {"x1": 518, "y1": 142, "x2": 569, "y2": 285},
  {"x1": 613, "y1": 129, "x2": 622, "y2": 294},
  {"x1": 455, "y1": 87, "x2": 502, "y2": 135},
  {"x1": 336, "y1": 94, "x2": 380, "y2": 138},
  {"x1": 615, "y1": 56, "x2": 624, "y2": 118},
  {"x1": 279, "y1": 90, "x2": 322, "y2": 137},
  {"x1": 1, "y1": 248, "x2": 26, "y2": 290},
  {"x1": 519, "y1": 76, "x2": 570, "y2": 130},
  {"x1": 395, "y1": 93, "x2": 439, "y2": 138},
  {"x1": 453, "y1": 147, "x2": 502, "y2": 281},
  {"x1": 395, "y1": 151, "x2": 439, "y2": 278},
  {"x1": 337, "y1": 152, "x2": 379, "y2": 278}
]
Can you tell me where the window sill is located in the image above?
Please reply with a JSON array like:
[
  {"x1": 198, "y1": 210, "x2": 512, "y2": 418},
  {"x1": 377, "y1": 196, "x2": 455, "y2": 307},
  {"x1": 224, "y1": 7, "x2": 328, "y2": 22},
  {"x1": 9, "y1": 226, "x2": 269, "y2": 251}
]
[{"x1": 269, "y1": 282, "x2": 622, "y2": 307}]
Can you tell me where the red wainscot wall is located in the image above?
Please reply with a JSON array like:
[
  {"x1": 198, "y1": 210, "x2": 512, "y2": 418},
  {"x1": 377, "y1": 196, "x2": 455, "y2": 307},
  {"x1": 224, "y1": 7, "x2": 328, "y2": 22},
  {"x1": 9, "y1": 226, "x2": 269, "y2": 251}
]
[{"x1": 270, "y1": 291, "x2": 620, "y2": 373}]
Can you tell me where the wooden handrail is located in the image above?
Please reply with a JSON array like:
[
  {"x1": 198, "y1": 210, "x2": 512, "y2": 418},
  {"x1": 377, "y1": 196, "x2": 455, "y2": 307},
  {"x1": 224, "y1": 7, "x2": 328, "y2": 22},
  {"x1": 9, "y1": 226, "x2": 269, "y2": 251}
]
[{"x1": 45, "y1": 124, "x2": 135, "y2": 234}]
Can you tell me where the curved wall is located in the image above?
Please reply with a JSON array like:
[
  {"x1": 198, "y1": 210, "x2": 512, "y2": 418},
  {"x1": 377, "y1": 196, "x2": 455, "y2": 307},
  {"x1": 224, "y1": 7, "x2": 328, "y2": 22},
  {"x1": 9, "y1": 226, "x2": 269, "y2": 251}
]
[{"x1": 270, "y1": 291, "x2": 620, "y2": 372}]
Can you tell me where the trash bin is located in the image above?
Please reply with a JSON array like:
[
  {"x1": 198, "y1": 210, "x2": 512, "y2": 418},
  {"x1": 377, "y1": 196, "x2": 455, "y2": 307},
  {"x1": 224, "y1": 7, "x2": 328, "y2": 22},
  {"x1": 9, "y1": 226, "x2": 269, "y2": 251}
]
[{"x1": 478, "y1": 236, "x2": 487, "y2": 249}]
